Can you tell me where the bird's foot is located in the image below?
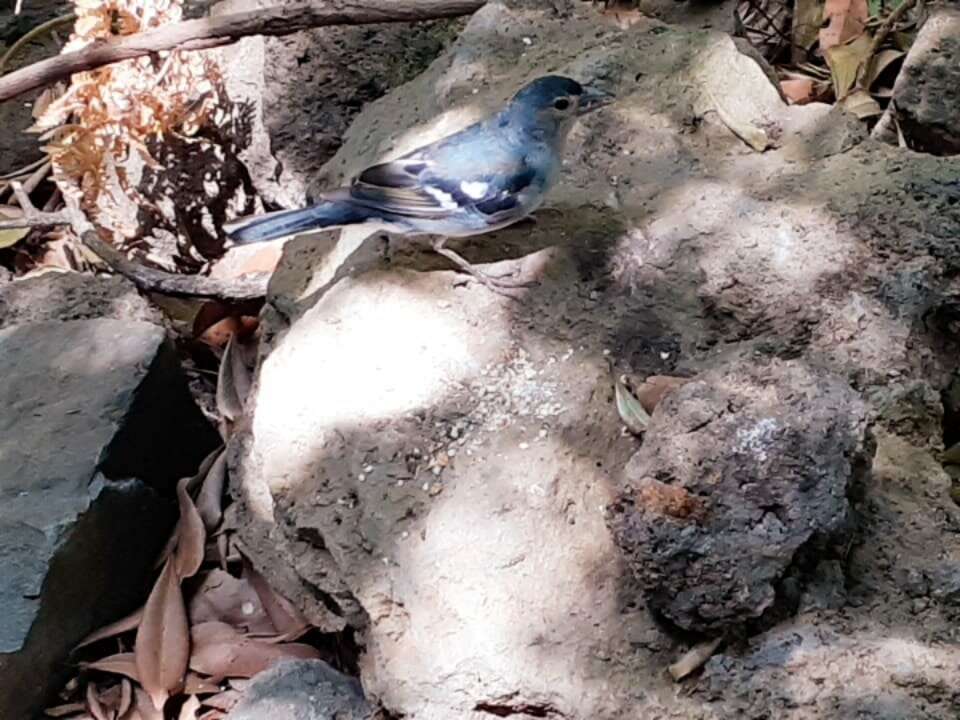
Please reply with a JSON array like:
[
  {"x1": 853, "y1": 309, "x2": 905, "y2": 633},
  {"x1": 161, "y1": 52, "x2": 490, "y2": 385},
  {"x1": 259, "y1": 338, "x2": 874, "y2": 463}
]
[{"x1": 432, "y1": 242, "x2": 536, "y2": 298}]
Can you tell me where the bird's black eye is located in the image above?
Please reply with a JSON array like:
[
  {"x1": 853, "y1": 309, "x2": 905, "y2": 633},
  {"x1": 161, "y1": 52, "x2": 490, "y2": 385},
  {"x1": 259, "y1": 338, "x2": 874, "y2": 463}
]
[{"x1": 553, "y1": 98, "x2": 571, "y2": 111}]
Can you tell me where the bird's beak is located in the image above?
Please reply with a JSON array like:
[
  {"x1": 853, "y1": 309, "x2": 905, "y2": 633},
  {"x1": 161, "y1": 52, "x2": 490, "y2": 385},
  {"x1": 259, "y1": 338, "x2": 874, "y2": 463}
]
[{"x1": 578, "y1": 85, "x2": 615, "y2": 115}]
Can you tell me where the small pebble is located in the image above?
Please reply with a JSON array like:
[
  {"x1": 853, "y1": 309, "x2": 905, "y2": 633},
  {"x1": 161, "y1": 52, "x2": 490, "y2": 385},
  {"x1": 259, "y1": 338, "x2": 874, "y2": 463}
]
[
  {"x1": 397, "y1": 479, "x2": 405, "y2": 487},
  {"x1": 538, "y1": 429, "x2": 548, "y2": 439},
  {"x1": 519, "y1": 442, "x2": 530, "y2": 450},
  {"x1": 358, "y1": 474, "x2": 366, "y2": 483},
  {"x1": 363, "y1": 464, "x2": 374, "y2": 473},
  {"x1": 401, "y1": 531, "x2": 409, "y2": 540},
  {"x1": 522, "y1": 36, "x2": 533, "y2": 45},
  {"x1": 241, "y1": 602, "x2": 255, "y2": 616},
  {"x1": 422, "y1": 482, "x2": 430, "y2": 491}
]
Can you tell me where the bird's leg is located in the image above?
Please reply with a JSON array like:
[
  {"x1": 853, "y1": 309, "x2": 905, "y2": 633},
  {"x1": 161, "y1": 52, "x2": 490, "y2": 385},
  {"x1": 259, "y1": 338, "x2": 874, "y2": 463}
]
[{"x1": 430, "y1": 237, "x2": 536, "y2": 294}]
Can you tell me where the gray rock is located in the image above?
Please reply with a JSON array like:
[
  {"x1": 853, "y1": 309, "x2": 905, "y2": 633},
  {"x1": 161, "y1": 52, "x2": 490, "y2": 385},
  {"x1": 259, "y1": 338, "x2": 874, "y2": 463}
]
[
  {"x1": 872, "y1": 8, "x2": 960, "y2": 155},
  {"x1": 227, "y1": 660, "x2": 376, "y2": 720},
  {"x1": 0, "y1": 319, "x2": 219, "y2": 719},
  {"x1": 609, "y1": 360, "x2": 870, "y2": 632},
  {"x1": 0, "y1": 271, "x2": 162, "y2": 328}
]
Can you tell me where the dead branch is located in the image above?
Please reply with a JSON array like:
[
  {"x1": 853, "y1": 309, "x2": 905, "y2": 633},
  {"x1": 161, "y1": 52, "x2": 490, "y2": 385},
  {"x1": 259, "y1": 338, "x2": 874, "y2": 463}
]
[
  {"x1": 856, "y1": 0, "x2": 920, "y2": 89},
  {"x1": 0, "y1": 0, "x2": 486, "y2": 102}
]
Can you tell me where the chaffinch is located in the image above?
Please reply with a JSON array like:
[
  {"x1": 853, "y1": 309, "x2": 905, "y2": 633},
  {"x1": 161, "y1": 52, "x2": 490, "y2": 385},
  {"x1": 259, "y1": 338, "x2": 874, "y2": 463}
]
[{"x1": 226, "y1": 75, "x2": 614, "y2": 292}]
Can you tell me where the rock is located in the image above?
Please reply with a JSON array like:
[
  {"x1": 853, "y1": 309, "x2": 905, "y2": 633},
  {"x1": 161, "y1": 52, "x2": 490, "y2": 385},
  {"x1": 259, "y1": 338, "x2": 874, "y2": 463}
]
[
  {"x1": 0, "y1": 319, "x2": 219, "y2": 719},
  {"x1": 229, "y1": 1, "x2": 960, "y2": 717},
  {"x1": 872, "y1": 8, "x2": 960, "y2": 155},
  {"x1": 609, "y1": 359, "x2": 871, "y2": 633},
  {"x1": 226, "y1": 660, "x2": 376, "y2": 720},
  {"x1": 0, "y1": 271, "x2": 162, "y2": 328}
]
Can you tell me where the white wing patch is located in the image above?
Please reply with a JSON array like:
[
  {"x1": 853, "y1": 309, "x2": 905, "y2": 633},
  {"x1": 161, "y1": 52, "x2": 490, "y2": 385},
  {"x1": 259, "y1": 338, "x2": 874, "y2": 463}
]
[
  {"x1": 460, "y1": 181, "x2": 489, "y2": 200},
  {"x1": 423, "y1": 185, "x2": 458, "y2": 209}
]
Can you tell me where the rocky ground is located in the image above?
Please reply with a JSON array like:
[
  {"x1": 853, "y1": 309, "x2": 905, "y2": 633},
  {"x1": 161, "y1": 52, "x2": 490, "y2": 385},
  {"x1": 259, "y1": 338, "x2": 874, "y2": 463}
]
[{"x1": 3, "y1": 0, "x2": 960, "y2": 718}]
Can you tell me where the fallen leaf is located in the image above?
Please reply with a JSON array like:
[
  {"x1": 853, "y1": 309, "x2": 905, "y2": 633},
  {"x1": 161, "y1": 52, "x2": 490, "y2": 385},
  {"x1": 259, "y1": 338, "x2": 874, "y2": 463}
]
[
  {"x1": 841, "y1": 89, "x2": 883, "y2": 118},
  {"x1": 199, "y1": 690, "x2": 240, "y2": 712},
  {"x1": 0, "y1": 227, "x2": 30, "y2": 249},
  {"x1": 943, "y1": 441, "x2": 960, "y2": 465},
  {"x1": 781, "y1": 78, "x2": 816, "y2": 104},
  {"x1": 820, "y1": 0, "x2": 869, "y2": 51},
  {"x1": 198, "y1": 316, "x2": 242, "y2": 349},
  {"x1": 175, "y1": 477, "x2": 206, "y2": 580},
  {"x1": 242, "y1": 557, "x2": 310, "y2": 640},
  {"x1": 135, "y1": 560, "x2": 190, "y2": 711},
  {"x1": 84, "y1": 683, "x2": 111, "y2": 720},
  {"x1": 155, "y1": 523, "x2": 180, "y2": 570},
  {"x1": 196, "y1": 450, "x2": 227, "y2": 531},
  {"x1": 614, "y1": 374, "x2": 651, "y2": 435},
  {"x1": 863, "y1": 47, "x2": 905, "y2": 88},
  {"x1": 82, "y1": 653, "x2": 139, "y2": 682},
  {"x1": 189, "y1": 622, "x2": 321, "y2": 679},
  {"x1": 117, "y1": 680, "x2": 132, "y2": 719},
  {"x1": 198, "y1": 711, "x2": 225, "y2": 720},
  {"x1": 74, "y1": 608, "x2": 143, "y2": 651},
  {"x1": 188, "y1": 569, "x2": 274, "y2": 635},
  {"x1": 826, "y1": 32, "x2": 873, "y2": 98},
  {"x1": 793, "y1": 0, "x2": 824, "y2": 60},
  {"x1": 133, "y1": 689, "x2": 163, "y2": 720},
  {"x1": 44, "y1": 702, "x2": 87, "y2": 717},
  {"x1": 216, "y1": 334, "x2": 252, "y2": 423},
  {"x1": 634, "y1": 376, "x2": 692, "y2": 414},
  {"x1": 178, "y1": 696, "x2": 201, "y2": 720},
  {"x1": 185, "y1": 445, "x2": 227, "y2": 495},
  {"x1": 668, "y1": 635, "x2": 725, "y2": 681},
  {"x1": 183, "y1": 672, "x2": 223, "y2": 696}
]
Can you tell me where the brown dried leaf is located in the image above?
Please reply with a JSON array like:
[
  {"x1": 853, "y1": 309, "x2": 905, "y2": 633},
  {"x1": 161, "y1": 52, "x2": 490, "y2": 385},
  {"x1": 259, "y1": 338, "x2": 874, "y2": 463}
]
[
  {"x1": 781, "y1": 78, "x2": 816, "y2": 105},
  {"x1": 793, "y1": 0, "x2": 823, "y2": 59},
  {"x1": 133, "y1": 689, "x2": 163, "y2": 720},
  {"x1": 82, "y1": 653, "x2": 139, "y2": 682},
  {"x1": 135, "y1": 560, "x2": 190, "y2": 711},
  {"x1": 196, "y1": 450, "x2": 227, "y2": 531},
  {"x1": 175, "y1": 476, "x2": 206, "y2": 580},
  {"x1": 199, "y1": 690, "x2": 240, "y2": 712},
  {"x1": 863, "y1": 48, "x2": 905, "y2": 88},
  {"x1": 75, "y1": 608, "x2": 144, "y2": 652},
  {"x1": 634, "y1": 375, "x2": 692, "y2": 414},
  {"x1": 183, "y1": 672, "x2": 222, "y2": 696},
  {"x1": 825, "y1": 32, "x2": 873, "y2": 99},
  {"x1": 84, "y1": 682, "x2": 111, "y2": 720},
  {"x1": 242, "y1": 557, "x2": 310, "y2": 640},
  {"x1": 841, "y1": 89, "x2": 882, "y2": 118},
  {"x1": 820, "y1": 0, "x2": 869, "y2": 51},
  {"x1": 185, "y1": 446, "x2": 226, "y2": 495},
  {"x1": 189, "y1": 622, "x2": 321, "y2": 679},
  {"x1": 117, "y1": 679, "x2": 132, "y2": 719},
  {"x1": 613, "y1": 374, "x2": 650, "y2": 435},
  {"x1": 216, "y1": 333, "x2": 251, "y2": 423},
  {"x1": 45, "y1": 702, "x2": 87, "y2": 717},
  {"x1": 178, "y1": 696, "x2": 201, "y2": 720},
  {"x1": 188, "y1": 569, "x2": 274, "y2": 635}
]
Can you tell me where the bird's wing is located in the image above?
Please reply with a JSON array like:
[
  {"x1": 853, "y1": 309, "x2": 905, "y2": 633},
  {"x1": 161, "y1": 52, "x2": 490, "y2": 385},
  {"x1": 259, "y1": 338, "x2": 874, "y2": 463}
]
[{"x1": 348, "y1": 131, "x2": 538, "y2": 224}]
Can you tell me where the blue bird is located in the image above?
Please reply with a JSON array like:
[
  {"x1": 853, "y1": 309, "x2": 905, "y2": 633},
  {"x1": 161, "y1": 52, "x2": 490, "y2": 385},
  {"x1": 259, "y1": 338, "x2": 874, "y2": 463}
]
[{"x1": 225, "y1": 75, "x2": 614, "y2": 292}]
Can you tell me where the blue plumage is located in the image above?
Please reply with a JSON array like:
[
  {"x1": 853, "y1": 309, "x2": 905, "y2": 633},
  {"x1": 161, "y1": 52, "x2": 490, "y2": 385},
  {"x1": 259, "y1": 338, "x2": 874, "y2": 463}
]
[{"x1": 225, "y1": 75, "x2": 613, "y2": 290}]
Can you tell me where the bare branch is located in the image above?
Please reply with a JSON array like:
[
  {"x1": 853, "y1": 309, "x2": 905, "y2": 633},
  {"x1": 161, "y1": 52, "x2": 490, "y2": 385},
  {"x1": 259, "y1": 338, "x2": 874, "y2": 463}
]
[{"x1": 0, "y1": 0, "x2": 486, "y2": 102}]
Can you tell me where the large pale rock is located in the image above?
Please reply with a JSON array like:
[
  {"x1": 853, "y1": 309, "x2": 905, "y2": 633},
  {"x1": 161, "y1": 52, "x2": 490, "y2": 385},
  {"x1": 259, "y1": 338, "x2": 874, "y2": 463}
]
[
  {"x1": 0, "y1": 319, "x2": 219, "y2": 719},
  {"x1": 230, "y1": 1, "x2": 960, "y2": 718}
]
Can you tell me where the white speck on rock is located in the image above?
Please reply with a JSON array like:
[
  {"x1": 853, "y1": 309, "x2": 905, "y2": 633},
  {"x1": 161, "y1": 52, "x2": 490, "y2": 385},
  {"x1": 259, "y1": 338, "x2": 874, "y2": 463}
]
[{"x1": 735, "y1": 417, "x2": 779, "y2": 463}]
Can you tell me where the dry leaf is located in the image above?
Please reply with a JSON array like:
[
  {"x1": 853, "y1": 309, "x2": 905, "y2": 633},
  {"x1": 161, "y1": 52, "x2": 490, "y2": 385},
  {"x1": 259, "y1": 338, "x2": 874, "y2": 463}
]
[
  {"x1": 82, "y1": 653, "x2": 140, "y2": 682},
  {"x1": 708, "y1": 89, "x2": 771, "y2": 151},
  {"x1": 825, "y1": 32, "x2": 873, "y2": 99},
  {"x1": 45, "y1": 702, "x2": 87, "y2": 717},
  {"x1": 841, "y1": 89, "x2": 882, "y2": 118},
  {"x1": 242, "y1": 557, "x2": 310, "y2": 640},
  {"x1": 781, "y1": 78, "x2": 816, "y2": 105},
  {"x1": 84, "y1": 683, "x2": 111, "y2": 720},
  {"x1": 133, "y1": 689, "x2": 163, "y2": 720},
  {"x1": 863, "y1": 48, "x2": 905, "y2": 88},
  {"x1": 74, "y1": 608, "x2": 143, "y2": 651},
  {"x1": 820, "y1": 0, "x2": 869, "y2": 51},
  {"x1": 614, "y1": 374, "x2": 651, "y2": 435},
  {"x1": 135, "y1": 560, "x2": 190, "y2": 711},
  {"x1": 189, "y1": 622, "x2": 321, "y2": 679},
  {"x1": 199, "y1": 690, "x2": 240, "y2": 712},
  {"x1": 183, "y1": 672, "x2": 223, "y2": 696},
  {"x1": 634, "y1": 376, "x2": 691, "y2": 414},
  {"x1": 188, "y1": 569, "x2": 274, "y2": 635},
  {"x1": 195, "y1": 450, "x2": 227, "y2": 531},
  {"x1": 0, "y1": 227, "x2": 30, "y2": 249},
  {"x1": 117, "y1": 679, "x2": 133, "y2": 719},
  {"x1": 185, "y1": 446, "x2": 226, "y2": 495},
  {"x1": 175, "y1": 476, "x2": 206, "y2": 580},
  {"x1": 178, "y1": 696, "x2": 201, "y2": 720},
  {"x1": 216, "y1": 334, "x2": 251, "y2": 423},
  {"x1": 793, "y1": 0, "x2": 824, "y2": 60}
]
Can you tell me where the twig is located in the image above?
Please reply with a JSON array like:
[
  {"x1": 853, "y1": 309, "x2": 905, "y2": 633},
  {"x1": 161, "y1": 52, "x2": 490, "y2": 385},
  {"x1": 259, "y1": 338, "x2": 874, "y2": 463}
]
[
  {"x1": 668, "y1": 635, "x2": 725, "y2": 681},
  {"x1": 0, "y1": 0, "x2": 486, "y2": 102},
  {"x1": 856, "y1": 0, "x2": 919, "y2": 89},
  {"x1": 0, "y1": 157, "x2": 48, "y2": 181},
  {"x1": 20, "y1": 160, "x2": 50, "y2": 195},
  {"x1": 0, "y1": 13, "x2": 77, "y2": 76}
]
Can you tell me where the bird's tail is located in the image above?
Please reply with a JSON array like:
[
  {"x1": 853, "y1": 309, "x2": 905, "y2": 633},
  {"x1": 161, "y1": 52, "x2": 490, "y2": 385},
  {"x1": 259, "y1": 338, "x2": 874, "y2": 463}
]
[{"x1": 225, "y1": 191, "x2": 371, "y2": 245}]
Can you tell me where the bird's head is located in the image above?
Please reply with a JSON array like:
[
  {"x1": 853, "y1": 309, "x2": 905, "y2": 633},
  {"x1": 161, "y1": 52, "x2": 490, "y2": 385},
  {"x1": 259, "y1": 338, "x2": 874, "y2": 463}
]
[{"x1": 506, "y1": 75, "x2": 614, "y2": 135}]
